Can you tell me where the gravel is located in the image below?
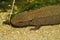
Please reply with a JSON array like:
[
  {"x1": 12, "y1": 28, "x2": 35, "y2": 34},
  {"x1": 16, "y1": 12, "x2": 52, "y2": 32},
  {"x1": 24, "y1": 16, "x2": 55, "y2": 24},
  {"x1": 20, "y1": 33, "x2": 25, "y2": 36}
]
[{"x1": 0, "y1": 11, "x2": 60, "y2": 40}]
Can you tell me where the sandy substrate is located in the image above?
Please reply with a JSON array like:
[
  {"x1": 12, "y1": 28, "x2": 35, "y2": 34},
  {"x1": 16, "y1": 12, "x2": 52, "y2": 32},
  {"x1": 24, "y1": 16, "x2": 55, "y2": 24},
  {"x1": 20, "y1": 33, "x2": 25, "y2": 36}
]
[{"x1": 0, "y1": 11, "x2": 60, "y2": 40}]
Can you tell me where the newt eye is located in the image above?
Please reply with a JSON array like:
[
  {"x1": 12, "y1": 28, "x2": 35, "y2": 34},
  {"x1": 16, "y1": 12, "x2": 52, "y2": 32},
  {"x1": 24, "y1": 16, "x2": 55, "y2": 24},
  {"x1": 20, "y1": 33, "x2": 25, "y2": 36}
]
[
  {"x1": 18, "y1": 22, "x2": 23, "y2": 23},
  {"x1": 29, "y1": 20, "x2": 32, "y2": 22}
]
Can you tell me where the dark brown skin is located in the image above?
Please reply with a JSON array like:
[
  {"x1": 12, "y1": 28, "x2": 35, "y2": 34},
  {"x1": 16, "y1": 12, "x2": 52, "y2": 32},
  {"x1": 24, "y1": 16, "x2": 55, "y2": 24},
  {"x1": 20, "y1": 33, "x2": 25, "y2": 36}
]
[{"x1": 11, "y1": 5, "x2": 60, "y2": 30}]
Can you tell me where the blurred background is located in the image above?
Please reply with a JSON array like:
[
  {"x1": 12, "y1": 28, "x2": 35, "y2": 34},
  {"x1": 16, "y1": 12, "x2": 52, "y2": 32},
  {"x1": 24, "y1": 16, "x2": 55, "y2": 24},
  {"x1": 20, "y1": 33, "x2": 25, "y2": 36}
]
[{"x1": 0, "y1": 0, "x2": 60, "y2": 12}]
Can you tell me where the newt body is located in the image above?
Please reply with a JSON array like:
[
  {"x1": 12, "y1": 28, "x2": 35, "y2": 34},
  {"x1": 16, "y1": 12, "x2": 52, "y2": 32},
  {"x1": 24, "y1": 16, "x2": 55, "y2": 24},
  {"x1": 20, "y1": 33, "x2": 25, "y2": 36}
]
[{"x1": 11, "y1": 5, "x2": 60, "y2": 30}]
